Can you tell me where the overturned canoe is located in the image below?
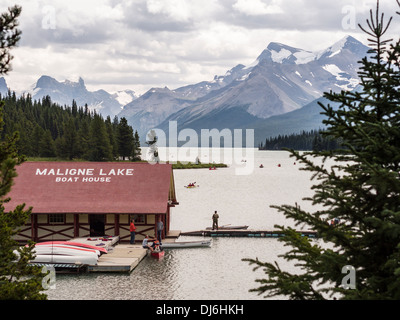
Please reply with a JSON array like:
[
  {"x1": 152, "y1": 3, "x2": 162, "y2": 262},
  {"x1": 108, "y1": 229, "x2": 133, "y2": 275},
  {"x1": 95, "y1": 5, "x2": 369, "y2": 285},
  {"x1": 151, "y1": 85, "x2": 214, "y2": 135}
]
[
  {"x1": 33, "y1": 245, "x2": 101, "y2": 257},
  {"x1": 34, "y1": 241, "x2": 108, "y2": 254},
  {"x1": 31, "y1": 254, "x2": 98, "y2": 265}
]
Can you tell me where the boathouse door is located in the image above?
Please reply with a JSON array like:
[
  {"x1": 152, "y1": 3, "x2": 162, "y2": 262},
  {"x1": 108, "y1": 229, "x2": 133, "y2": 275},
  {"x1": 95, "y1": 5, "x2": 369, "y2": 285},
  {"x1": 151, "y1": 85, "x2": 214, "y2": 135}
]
[{"x1": 89, "y1": 214, "x2": 105, "y2": 237}]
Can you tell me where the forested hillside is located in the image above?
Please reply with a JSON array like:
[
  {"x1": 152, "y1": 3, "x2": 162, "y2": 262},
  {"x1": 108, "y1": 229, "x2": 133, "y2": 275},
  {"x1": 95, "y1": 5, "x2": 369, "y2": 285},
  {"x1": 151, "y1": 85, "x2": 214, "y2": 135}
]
[
  {"x1": 0, "y1": 91, "x2": 141, "y2": 161},
  {"x1": 259, "y1": 130, "x2": 342, "y2": 151}
]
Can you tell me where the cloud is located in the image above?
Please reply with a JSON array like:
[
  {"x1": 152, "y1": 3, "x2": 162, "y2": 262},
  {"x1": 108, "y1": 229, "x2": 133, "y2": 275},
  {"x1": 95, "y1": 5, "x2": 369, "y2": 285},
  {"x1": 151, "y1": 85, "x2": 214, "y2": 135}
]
[
  {"x1": 146, "y1": 0, "x2": 192, "y2": 21},
  {"x1": 233, "y1": 0, "x2": 283, "y2": 16},
  {"x1": 2, "y1": 0, "x2": 400, "y2": 96}
]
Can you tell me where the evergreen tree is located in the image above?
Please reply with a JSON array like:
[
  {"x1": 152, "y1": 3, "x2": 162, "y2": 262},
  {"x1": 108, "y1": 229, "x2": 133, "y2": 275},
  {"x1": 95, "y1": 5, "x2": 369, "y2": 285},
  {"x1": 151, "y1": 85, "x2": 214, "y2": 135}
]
[
  {"x1": 131, "y1": 130, "x2": 142, "y2": 162},
  {"x1": 76, "y1": 119, "x2": 90, "y2": 159},
  {"x1": 56, "y1": 118, "x2": 78, "y2": 160},
  {"x1": 105, "y1": 116, "x2": 118, "y2": 159},
  {"x1": 38, "y1": 129, "x2": 55, "y2": 157},
  {"x1": 0, "y1": 5, "x2": 21, "y2": 74},
  {"x1": 244, "y1": 1, "x2": 400, "y2": 300},
  {"x1": 116, "y1": 117, "x2": 134, "y2": 160},
  {"x1": 87, "y1": 114, "x2": 112, "y2": 161},
  {"x1": 0, "y1": 5, "x2": 47, "y2": 300},
  {"x1": 71, "y1": 99, "x2": 78, "y2": 117},
  {"x1": 31, "y1": 125, "x2": 44, "y2": 157}
]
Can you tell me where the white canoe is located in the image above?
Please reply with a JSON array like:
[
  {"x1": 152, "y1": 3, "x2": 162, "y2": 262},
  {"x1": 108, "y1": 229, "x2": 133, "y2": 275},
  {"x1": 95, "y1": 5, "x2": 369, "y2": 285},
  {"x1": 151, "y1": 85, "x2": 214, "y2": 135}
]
[
  {"x1": 34, "y1": 241, "x2": 108, "y2": 254},
  {"x1": 33, "y1": 245, "x2": 100, "y2": 257},
  {"x1": 31, "y1": 254, "x2": 98, "y2": 265},
  {"x1": 160, "y1": 240, "x2": 212, "y2": 249}
]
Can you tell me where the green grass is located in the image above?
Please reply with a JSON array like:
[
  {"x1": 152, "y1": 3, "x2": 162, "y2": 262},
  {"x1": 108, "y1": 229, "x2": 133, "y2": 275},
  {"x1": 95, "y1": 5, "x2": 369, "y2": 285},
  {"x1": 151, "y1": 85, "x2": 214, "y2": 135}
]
[
  {"x1": 25, "y1": 157, "x2": 228, "y2": 169},
  {"x1": 171, "y1": 161, "x2": 227, "y2": 170}
]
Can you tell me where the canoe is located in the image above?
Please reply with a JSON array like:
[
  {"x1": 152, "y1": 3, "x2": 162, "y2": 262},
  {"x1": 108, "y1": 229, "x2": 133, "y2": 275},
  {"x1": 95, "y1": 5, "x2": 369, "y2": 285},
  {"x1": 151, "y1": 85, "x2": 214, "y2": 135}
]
[
  {"x1": 34, "y1": 241, "x2": 108, "y2": 253},
  {"x1": 33, "y1": 245, "x2": 101, "y2": 257},
  {"x1": 34, "y1": 241, "x2": 108, "y2": 254},
  {"x1": 161, "y1": 240, "x2": 212, "y2": 249},
  {"x1": 151, "y1": 250, "x2": 165, "y2": 259},
  {"x1": 31, "y1": 254, "x2": 98, "y2": 265},
  {"x1": 205, "y1": 226, "x2": 249, "y2": 230},
  {"x1": 184, "y1": 185, "x2": 199, "y2": 189}
]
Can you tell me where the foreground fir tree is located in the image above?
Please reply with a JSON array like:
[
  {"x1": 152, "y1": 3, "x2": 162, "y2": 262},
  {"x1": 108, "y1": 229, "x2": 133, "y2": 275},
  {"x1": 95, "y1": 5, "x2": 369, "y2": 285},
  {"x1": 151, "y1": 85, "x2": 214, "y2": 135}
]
[
  {"x1": 0, "y1": 5, "x2": 47, "y2": 300},
  {"x1": 244, "y1": 1, "x2": 400, "y2": 300}
]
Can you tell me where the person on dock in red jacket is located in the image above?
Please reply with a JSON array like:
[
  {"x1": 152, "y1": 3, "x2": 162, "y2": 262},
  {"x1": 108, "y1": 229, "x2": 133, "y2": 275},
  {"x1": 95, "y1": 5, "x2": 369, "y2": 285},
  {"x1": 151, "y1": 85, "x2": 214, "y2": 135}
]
[{"x1": 130, "y1": 219, "x2": 136, "y2": 244}]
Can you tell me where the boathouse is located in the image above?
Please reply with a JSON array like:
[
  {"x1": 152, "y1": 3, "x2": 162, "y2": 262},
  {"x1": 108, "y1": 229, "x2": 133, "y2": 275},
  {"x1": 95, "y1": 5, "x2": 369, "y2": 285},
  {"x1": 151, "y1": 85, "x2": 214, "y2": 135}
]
[{"x1": 5, "y1": 162, "x2": 178, "y2": 244}]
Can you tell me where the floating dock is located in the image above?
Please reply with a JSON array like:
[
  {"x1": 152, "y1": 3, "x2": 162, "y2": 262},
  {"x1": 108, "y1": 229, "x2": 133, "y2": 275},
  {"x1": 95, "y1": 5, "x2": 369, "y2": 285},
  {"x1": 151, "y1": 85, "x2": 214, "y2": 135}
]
[
  {"x1": 88, "y1": 244, "x2": 147, "y2": 273},
  {"x1": 70, "y1": 237, "x2": 148, "y2": 273},
  {"x1": 181, "y1": 229, "x2": 318, "y2": 238}
]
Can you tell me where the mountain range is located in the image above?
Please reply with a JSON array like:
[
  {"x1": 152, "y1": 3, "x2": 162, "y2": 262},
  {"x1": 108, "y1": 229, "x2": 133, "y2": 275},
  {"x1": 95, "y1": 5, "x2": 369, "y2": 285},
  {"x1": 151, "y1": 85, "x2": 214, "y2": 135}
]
[
  {"x1": 0, "y1": 75, "x2": 139, "y2": 118},
  {"x1": 1, "y1": 35, "x2": 370, "y2": 146},
  {"x1": 120, "y1": 35, "x2": 369, "y2": 145}
]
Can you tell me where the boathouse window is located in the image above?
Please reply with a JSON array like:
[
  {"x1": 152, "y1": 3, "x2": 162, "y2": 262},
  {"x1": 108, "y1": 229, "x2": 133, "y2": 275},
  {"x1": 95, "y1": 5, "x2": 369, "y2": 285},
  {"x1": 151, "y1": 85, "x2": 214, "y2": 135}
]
[
  {"x1": 48, "y1": 214, "x2": 65, "y2": 224},
  {"x1": 132, "y1": 214, "x2": 145, "y2": 224}
]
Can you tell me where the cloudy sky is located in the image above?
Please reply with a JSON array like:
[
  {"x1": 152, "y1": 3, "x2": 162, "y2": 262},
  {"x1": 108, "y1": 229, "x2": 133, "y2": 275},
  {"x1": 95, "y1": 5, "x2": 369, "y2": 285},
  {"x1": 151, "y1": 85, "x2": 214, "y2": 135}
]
[{"x1": 2, "y1": 0, "x2": 400, "y2": 95}]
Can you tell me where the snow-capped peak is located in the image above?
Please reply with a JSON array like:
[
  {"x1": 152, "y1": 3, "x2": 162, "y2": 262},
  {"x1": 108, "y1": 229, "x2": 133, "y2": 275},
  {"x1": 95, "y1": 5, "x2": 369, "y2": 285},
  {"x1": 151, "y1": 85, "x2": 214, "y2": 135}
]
[
  {"x1": 255, "y1": 35, "x2": 366, "y2": 66},
  {"x1": 63, "y1": 76, "x2": 85, "y2": 88},
  {"x1": 256, "y1": 42, "x2": 316, "y2": 65},
  {"x1": 316, "y1": 35, "x2": 367, "y2": 60},
  {"x1": 112, "y1": 90, "x2": 138, "y2": 106}
]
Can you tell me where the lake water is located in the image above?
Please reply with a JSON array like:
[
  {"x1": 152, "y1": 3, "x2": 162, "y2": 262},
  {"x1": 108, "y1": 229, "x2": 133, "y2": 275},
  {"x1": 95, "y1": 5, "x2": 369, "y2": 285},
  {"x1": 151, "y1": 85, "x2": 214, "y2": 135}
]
[{"x1": 46, "y1": 149, "x2": 324, "y2": 301}]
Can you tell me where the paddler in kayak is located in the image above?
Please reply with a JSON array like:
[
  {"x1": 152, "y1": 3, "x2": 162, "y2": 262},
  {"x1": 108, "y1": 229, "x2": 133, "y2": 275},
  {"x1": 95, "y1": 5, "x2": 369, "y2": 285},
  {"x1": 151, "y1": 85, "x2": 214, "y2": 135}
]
[{"x1": 152, "y1": 239, "x2": 162, "y2": 252}]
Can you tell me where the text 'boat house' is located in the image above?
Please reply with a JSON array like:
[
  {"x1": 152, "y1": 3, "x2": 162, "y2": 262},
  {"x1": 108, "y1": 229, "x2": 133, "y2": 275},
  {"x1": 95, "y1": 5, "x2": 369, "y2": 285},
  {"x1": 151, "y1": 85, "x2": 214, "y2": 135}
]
[{"x1": 5, "y1": 162, "x2": 178, "y2": 244}]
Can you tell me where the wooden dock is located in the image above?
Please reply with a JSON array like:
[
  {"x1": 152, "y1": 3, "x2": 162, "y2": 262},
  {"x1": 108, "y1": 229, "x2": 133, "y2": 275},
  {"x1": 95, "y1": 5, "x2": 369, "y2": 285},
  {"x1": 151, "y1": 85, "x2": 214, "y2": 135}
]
[
  {"x1": 88, "y1": 244, "x2": 147, "y2": 273},
  {"x1": 70, "y1": 237, "x2": 148, "y2": 273},
  {"x1": 181, "y1": 229, "x2": 318, "y2": 238},
  {"x1": 88, "y1": 232, "x2": 182, "y2": 273},
  {"x1": 166, "y1": 230, "x2": 181, "y2": 239}
]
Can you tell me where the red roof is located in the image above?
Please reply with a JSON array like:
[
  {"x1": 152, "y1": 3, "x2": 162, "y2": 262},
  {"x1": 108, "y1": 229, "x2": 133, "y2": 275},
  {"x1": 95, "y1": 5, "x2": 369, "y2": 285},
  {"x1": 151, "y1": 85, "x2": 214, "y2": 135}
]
[{"x1": 5, "y1": 162, "x2": 176, "y2": 215}]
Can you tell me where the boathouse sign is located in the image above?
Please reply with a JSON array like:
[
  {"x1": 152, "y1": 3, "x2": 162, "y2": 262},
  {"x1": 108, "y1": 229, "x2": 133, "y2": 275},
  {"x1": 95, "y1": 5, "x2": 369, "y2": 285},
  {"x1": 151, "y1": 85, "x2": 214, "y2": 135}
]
[{"x1": 35, "y1": 167, "x2": 135, "y2": 183}]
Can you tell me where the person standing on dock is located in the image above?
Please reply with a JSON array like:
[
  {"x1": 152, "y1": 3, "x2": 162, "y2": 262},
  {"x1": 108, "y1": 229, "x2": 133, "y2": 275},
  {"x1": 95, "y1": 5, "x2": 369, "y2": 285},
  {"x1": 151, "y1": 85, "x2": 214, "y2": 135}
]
[
  {"x1": 130, "y1": 219, "x2": 136, "y2": 244},
  {"x1": 157, "y1": 216, "x2": 164, "y2": 244},
  {"x1": 212, "y1": 211, "x2": 219, "y2": 230}
]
